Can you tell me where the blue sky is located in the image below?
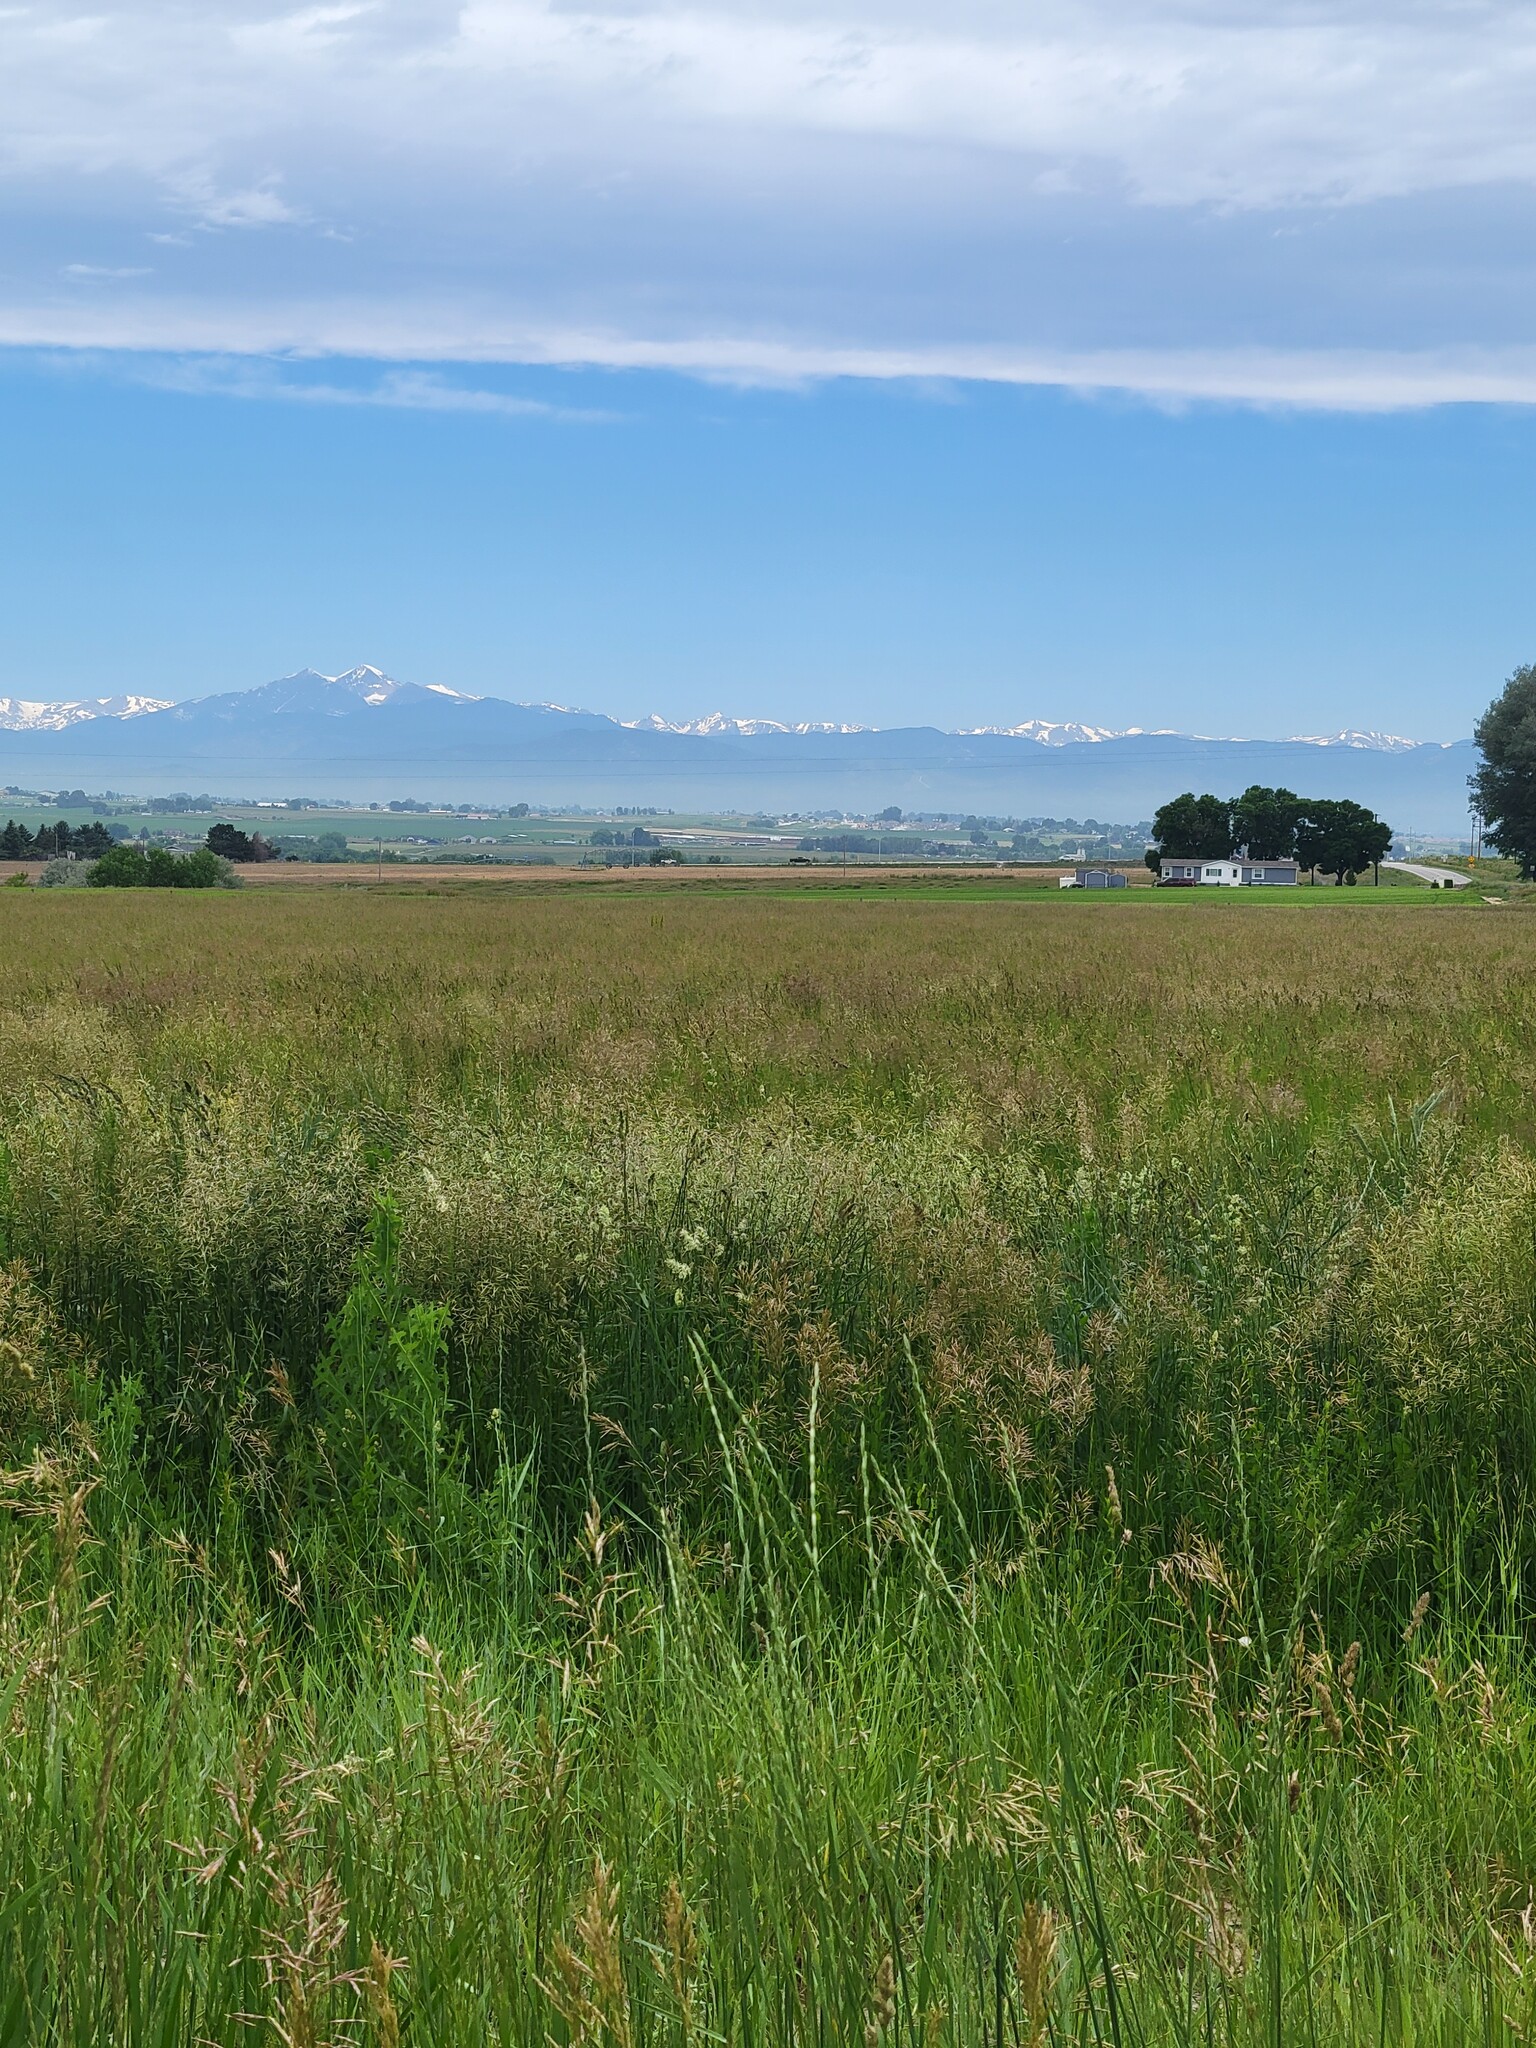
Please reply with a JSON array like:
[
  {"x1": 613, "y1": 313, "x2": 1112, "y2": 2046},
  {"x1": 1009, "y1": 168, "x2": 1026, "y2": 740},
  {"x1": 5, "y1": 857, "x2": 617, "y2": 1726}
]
[{"x1": 2, "y1": 0, "x2": 1534, "y2": 738}]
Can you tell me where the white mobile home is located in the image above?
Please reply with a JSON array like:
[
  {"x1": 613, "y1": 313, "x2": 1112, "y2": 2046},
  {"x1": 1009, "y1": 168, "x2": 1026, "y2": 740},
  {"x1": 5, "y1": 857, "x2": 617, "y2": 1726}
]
[{"x1": 1159, "y1": 858, "x2": 1299, "y2": 887}]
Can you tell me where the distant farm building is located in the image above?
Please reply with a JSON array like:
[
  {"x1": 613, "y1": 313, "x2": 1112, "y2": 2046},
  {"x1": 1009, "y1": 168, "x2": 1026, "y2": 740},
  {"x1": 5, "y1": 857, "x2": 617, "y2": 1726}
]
[
  {"x1": 1060, "y1": 868, "x2": 1129, "y2": 889},
  {"x1": 1160, "y1": 858, "x2": 1299, "y2": 887}
]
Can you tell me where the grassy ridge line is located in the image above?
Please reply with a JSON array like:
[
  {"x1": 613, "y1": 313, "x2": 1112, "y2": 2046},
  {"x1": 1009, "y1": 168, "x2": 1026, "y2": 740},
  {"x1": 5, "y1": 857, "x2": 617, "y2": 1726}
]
[{"x1": 2, "y1": 892, "x2": 1536, "y2": 2041}]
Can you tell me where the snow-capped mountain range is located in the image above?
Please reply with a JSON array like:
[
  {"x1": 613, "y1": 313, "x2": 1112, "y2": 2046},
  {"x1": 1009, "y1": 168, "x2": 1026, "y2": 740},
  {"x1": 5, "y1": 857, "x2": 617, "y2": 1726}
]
[
  {"x1": 630, "y1": 712, "x2": 877, "y2": 738},
  {"x1": 0, "y1": 693, "x2": 173, "y2": 732},
  {"x1": 951, "y1": 722, "x2": 1441, "y2": 751},
  {"x1": 0, "y1": 667, "x2": 1475, "y2": 830},
  {"x1": 0, "y1": 670, "x2": 1449, "y2": 751}
]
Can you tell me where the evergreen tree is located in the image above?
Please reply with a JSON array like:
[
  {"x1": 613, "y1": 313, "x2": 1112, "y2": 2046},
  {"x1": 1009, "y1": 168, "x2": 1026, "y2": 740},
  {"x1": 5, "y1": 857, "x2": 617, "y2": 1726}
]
[{"x1": 206, "y1": 822, "x2": 254, "y2": 861}]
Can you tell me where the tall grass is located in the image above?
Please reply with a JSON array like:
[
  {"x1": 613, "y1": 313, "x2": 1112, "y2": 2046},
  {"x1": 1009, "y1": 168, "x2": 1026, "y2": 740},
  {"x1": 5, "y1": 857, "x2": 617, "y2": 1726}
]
[{"x1": 2, "y1": 886, "x2": 1536, "y2": 2041}]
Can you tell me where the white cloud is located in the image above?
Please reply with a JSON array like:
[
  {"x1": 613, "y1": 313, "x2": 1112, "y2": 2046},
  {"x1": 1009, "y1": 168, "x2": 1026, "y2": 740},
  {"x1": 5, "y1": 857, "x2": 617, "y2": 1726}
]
[
  {"x1": 1, "y1": 0, "x2": 1534, "y2": 404},
  {"x1": 8, "y1": 0, "x2": 1535, "y2": 210},
  {"x1": 131, "y1": 354, "x2": 615, "y2": 418},
  {"x1": 168, "y1": 171, "x2": 305, "y2": 228},
  {"x1": 15, "y1": 321, "x2": 1536, "y2": 411}
]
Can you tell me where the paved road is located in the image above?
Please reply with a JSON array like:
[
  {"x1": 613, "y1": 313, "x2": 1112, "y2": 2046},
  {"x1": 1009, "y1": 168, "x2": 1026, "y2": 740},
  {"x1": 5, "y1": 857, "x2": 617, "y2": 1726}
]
[{"x1": 1380, "y1": 860, "x2": 1470, "y2": 887}]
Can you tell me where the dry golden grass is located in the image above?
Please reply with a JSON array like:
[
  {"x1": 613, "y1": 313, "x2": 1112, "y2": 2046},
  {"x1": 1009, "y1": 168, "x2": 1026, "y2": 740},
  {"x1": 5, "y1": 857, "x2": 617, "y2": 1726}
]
[{"x1": 0, "y1": 883, "x2": 1527, "y2": 1126}]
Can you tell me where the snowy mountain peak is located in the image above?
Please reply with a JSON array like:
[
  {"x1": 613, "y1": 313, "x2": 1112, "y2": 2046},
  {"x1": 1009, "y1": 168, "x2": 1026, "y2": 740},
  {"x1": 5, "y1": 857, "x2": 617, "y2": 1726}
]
[
  {"x1": 953, "y1": 721, "x2": 1438, "y2": 751},
  {"x1": 956, "y1": 720, "x2": 1176, "y2": 745},
  {"x1": 1286, "y1": 729, "x2": 1435, "y2": 753},
  {"x1": 0, "y1": 693, "x2": 172, "y2": 732},
  {"x1": 318, "y1": 666, "x2": 481, "y2": 706}
]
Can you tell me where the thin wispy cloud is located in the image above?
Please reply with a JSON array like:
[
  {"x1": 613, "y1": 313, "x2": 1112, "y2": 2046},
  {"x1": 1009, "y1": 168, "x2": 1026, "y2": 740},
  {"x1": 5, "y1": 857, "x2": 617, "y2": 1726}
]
[
  {"x1": 15, "y1": 322, "x2": 1536, "y2": 413},
  {"x1": 1, "y1": 0, "x2": 1533, "y2": 406},
  {"x1": 138, "y1": 356, "x2": 616, "y2": 420},
  {"x1": 180, "y1": 180, "x2": 305, "y2": 231}
]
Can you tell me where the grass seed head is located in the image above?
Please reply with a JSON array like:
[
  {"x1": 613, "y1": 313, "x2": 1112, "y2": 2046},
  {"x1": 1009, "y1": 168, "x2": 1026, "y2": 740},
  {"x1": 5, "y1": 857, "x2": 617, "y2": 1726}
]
[
  {"x1": 865, "y1": 1950, "x2": 896, "y2": 2048},
  {"x1": 662, "y1": 1875, "x2": 698, "y2": 2036},
  {"x1": 365, "y1": 1942, "x2": 405, "y2": 2048},
  {"x1": 1014, "y1": 1903, "x2": 1058, "y2": 2045},
  {"x1": 571, "y1": 1856, "x2": 630, "y2": 2048}
]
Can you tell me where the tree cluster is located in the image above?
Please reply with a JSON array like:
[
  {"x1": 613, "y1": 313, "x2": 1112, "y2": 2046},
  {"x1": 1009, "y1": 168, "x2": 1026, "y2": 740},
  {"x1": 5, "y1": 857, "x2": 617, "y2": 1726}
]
[
  {"x1": 590, "y1": 826, "x2": 658, "y2": 848},
  {"x1": 1147, "y1": 785, "x2": 1392, "y2": 883},
  {"x1": 0, "y1": 818, "x2": 115, "y2": 861},
  {"x1": 88, "y1": 846, "x2": 236, "y2": 889},
  {"x1": 797, "y1": 832, "x2": 890, "y2": 853},
  {"x1": 145, "y1": 793, "x2": 221, "y2": 815},
  {"x1": 205, "y1": 823, "x2": 278, "y2": 863},
  {"x1": 298, "y1": 833, "x2": 351, "y2": 864}
]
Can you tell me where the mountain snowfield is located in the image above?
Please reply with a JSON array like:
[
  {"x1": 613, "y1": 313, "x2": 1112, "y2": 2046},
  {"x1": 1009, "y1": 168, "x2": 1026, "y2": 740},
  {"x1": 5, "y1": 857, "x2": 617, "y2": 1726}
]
[
  {"x1": 0, "y1": 668, "x2": 467, "y2": 730},
  {"x1": 0, "y1": 668, "x2": 1454, "y2": 751},
  {"x1": 0, "y1": 693, "x2": 172, "y2": 732},
  {"x1": 630, "y1": 712, "x2": 877, "y2": 738},
  {"x1": 952, "y1": 721, "x2": 1446, "y2": 751},
  {"x1": 308, "y1": 667, "x2": 476, "y2": 708}
]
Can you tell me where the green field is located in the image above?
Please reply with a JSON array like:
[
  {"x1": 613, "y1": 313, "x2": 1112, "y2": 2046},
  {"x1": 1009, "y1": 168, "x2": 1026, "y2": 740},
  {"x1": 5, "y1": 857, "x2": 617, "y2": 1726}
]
[
  {"x1": 3, "y1": 887, "x2": 1536, "y2": 2043},
  {"x1": 0, "y1": 797, "x2": 1159, "y2": 867}
]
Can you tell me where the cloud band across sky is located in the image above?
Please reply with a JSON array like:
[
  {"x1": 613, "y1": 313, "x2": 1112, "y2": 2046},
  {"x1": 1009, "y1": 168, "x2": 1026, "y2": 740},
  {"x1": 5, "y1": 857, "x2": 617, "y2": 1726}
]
[{"x1": 3, "y1": 0, "x2": 1535, "y2": 407}]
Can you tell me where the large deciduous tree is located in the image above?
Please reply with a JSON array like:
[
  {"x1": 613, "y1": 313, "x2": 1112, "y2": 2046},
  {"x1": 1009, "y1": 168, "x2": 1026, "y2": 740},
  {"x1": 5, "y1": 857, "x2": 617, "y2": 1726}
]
[
  {"x1": 1230, "y1": 785, "x2": 1301, "y2": 860},
  {"x1": 1471, "y1": 664, "x2": 1536, "y2": 878},
  {"x1": 1296, "y1": 799, "x2": 1392, "y2": 884},
  {"x1": 1150, "y1": 792, "x2": 1234, "y2": 862}
]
